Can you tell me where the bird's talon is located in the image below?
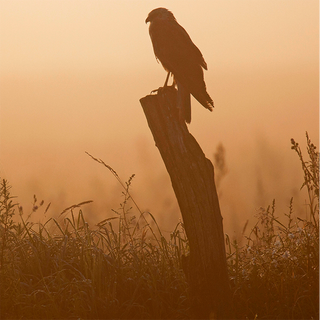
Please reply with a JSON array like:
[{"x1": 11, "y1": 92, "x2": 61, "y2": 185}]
[{"x1": 150, "y1": 87, "x2": 164, "y2": 95}]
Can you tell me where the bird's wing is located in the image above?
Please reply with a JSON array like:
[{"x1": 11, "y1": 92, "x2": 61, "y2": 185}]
[{"x1": 150, "y1": 19, "x2": 207, "y2": 72}]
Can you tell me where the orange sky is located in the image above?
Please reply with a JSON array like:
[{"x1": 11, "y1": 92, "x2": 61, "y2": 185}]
[
  {"x1": 0, "y1": 1, "x2": 318, "y2": 236},
  {"x1": 1, "y1": 1, "x2": 318, "y2": 74}
]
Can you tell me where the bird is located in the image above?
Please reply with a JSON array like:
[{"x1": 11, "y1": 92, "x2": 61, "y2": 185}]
[{"x1": 145, "y1": 8, "x2": 214, "y2": 123}]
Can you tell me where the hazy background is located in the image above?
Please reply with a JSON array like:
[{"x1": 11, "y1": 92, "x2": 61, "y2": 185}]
[{"x1": 0, "y1": 0, "x2": 318, "y2": 238}]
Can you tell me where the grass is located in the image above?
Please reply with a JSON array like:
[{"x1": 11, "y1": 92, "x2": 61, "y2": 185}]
[
  {"x1": 0, "y1": 165, "x2": 189, "y2": 319},
  {"x1": 0, "y1": 132, "x2": 318, "y2": 319},
  {"x1": 227, "y1": 132, "x2": 319, "y2": 319}
]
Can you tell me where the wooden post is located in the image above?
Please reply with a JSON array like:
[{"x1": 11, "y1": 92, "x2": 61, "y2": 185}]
[{"x1": 140, "y1": 86, "x2": 232, "y2": 319}]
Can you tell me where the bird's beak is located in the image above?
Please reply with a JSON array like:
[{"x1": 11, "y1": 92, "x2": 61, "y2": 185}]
[{"x1": 145, "y1": 16, "x2": 150, "y2": 24}]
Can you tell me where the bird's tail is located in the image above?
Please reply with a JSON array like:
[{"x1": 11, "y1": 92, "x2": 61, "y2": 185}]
[
  {"x1": 177, "y1": 81, "x2": 191, "y2": 123},
  {"x1": 179, "y1": 71, "x2": 214, "y2": 113},
  {"x1": 193, "y1": 89, "x2": 214, "y2": 112}
]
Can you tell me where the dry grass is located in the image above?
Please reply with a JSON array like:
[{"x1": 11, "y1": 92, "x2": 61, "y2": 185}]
[
  {"x1": 227, "y1": 132, "x2": 319, "y2": 319},
  {"x1": 0, "y1": 133, "x2": 318, "y2": 319},
  {"x1": 0, "y1": 184, "x2": 189, "y2": 319}
]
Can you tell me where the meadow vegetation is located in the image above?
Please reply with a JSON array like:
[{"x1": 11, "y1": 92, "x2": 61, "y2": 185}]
[{"x1": 0, "y1": 133, "x2": 318, "y2": 319}]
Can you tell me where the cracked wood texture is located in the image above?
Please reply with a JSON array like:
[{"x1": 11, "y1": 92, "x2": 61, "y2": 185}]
[{"x1": 140, "y1": 86, "x2": 232, "y2": 319}]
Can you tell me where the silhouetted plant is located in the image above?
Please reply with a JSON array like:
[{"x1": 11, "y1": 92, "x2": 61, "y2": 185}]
[
  {"x1": 0, "y1": 134, "x2": 318, "y2": 319},
  {"x1": 227, "y1": 133, "x2": 319, "y2": 319}
]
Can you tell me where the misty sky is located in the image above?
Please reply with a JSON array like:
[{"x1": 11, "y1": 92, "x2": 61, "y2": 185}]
[
  {"x1": 1, "y1": 1, "x2": 318, "y2": 74},
  {"x1": 0, "y1": 0, "x2": 318, "y2": 235}
]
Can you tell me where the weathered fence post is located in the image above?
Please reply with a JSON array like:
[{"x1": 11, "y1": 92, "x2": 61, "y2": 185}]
[{"x1": 140, "y1": 86, "x2": 232, "y2": 319}]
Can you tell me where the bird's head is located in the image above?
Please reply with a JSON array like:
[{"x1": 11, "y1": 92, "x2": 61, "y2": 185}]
[{"x1": 145, "y1": 8, "x2": 176, "y2": 24}]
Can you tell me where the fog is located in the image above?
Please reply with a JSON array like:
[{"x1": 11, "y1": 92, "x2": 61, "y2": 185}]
[
  {"x1": 1, "y1": 70, "x2": 317, "y2": 238},
  {"x1": 0, "y1": 1, "x2": 318, "y2": 238}
]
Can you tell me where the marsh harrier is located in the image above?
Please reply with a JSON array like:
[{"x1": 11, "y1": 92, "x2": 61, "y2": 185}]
[{"x1": 146, "y1": 8, "x2": 213, "y2": 123}]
